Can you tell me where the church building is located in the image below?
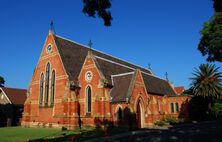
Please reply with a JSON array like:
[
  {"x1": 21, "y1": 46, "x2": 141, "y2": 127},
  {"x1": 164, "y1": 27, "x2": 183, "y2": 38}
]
[{"x1": 22, "y1": 28, "x2": 189, "y2": 129}]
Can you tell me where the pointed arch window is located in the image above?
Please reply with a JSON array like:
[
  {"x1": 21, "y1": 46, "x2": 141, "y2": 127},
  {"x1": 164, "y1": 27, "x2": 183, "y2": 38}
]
[
  {"x1": 50, "y1": 70, "x2": 55, "y2": 105},
  {"x1": 39, "y1": 73, "x2": 44, "y2": 105},
  {"x1": 175, "y1": 103, "x2": 179, "y2": 112},
  {"x1": 171, "y1": 103, "x2": 174, "y2": 113},
  {"x1": 117, "y1": 107, "x2": 123, "y2": 121},
  {"x1": 45, "y1": 63, "x2": 50, "y2": 106},
  {"x1": 86, "y1": 86, "x2": 92, "y2": 114},
  {"x1": 157, "y1": 99, "x2": 161, "y2": 112}
]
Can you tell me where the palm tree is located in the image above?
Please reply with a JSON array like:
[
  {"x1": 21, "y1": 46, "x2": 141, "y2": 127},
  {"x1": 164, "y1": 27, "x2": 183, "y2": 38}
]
[{"x1": 190, "y1": 64, "x2": 222, "y2": 99}]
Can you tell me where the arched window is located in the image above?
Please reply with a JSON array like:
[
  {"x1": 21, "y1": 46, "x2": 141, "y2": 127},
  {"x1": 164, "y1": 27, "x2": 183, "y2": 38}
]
[
  {"x1": 175, "y1": 102, "x2": 179, "y2": 112},
  {"x1": 44, "y1": 63, "x2": 50, "y2": 106},
  {"x1": 170, "y1": 103, "x2": 174, "y2": 113},
  {"x1": 157, "y1": 99, "x2": 161, "y2": 112},
  {"x1": 117, "y1": 107, "x2": 123, "y2": 121},
  {"x1": 50, "y1": 70, "x2": 55, "y2": 105},
  {"x1": 86, "y1": 86, "x2": 91, "y2": 114},
  {"x1": 39, "y1": 73, "x2": 44, "y2": 105}
]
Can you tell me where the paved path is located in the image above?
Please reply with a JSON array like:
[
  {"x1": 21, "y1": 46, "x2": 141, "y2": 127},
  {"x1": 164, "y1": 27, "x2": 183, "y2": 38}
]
[{"x1": 84, "y1": 120, "x2": 222, "y2": 142}]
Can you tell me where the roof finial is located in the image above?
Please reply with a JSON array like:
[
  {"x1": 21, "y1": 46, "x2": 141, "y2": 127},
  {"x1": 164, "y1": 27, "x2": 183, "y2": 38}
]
[
  {"x1": 148, "y1": 63, "x2": 152, "y2": 70},
  {"x1": 88, "y1": 39, "x2": 93, "y2": 50},
  {"x1": 49, "y1": 20, "x2": 55, "y2": 34},
  {"x1": 165, "y1": 72, "x2": 169, "y2": 81}
]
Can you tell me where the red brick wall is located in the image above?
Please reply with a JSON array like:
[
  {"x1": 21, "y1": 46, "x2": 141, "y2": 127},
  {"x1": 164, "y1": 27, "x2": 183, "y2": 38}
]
[
  {"x1": 76, "y1": 52, "x2": 112, "y2": 127},
  {"x1": 22, "y1": 33, "x2": 70, "y2": 127},
  {"x1": 22, "y1": 33, "x2": 190, "y2": 129}
]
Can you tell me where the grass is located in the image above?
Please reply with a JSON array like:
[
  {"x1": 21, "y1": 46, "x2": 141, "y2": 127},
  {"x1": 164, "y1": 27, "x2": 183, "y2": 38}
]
[
  {"x1": 0, "y1": 126, "x2": 136, "y2": 142},
  {"x1": 0, "y1": 127, "x2": 79, "y2": 142}
]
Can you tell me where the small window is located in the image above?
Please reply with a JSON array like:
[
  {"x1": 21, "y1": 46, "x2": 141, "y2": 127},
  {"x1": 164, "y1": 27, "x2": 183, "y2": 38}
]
[
  {"x1": 171, "y1": 103, "x2": 174, "y2": 113},
  {"x1": 175, "y1": 103, "x2": 179, "y2": 112},
  {"x1": 47, "y1": 45, "x2": 52, "y2": 53}
]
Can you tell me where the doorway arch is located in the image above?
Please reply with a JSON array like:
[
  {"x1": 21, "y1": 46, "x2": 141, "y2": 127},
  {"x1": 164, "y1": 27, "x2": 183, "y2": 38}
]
[{"x1": 135, "y1": 97, "x2": 145, "y2": 128}]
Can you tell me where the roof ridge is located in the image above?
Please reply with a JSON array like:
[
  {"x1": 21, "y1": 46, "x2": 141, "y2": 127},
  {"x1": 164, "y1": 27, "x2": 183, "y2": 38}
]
[
  {"x1": 55, "y1": 35, "x2": 153, "y2": 75},
  {"x1": 1, "y1": 87, "x2": 27, "y2": 91},
  {"x1": 142, "y1": 72, "x2": 168, "y2": 82}
]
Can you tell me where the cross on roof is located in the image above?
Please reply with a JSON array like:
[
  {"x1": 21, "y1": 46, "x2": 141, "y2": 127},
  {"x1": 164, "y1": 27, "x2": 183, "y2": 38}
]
[
  {"x1": 88, "y1": 39, "x2": 93, "y2": 50},
  {"x1": 148, "y1": 63, "x2": 152, "y2": 70},
  {"x1": 165, "y1": 72, "x2": 169, "y2": 81},
  {"x1": 50, "y1": 20, "x2": 55, "y2": 34}
]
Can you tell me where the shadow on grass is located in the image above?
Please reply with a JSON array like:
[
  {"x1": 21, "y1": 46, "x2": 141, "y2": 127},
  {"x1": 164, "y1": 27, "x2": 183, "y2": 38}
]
[{"x1": 29, "y1": 126, "x2": 138, "y2": 142}]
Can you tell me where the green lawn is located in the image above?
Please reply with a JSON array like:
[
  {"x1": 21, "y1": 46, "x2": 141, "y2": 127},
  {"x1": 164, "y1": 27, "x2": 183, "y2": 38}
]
[
  {"x1": 0, "y1": 126, "x2": 133, "y2": 142},
  {"x1": 0, "y1": 127, "x2": 79, "y2": 142}
]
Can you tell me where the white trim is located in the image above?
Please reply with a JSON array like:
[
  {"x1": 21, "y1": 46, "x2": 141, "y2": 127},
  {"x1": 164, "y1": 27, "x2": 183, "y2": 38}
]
[
  {"x1": 111, "y1": 72, "x2": 134, "y2": 78},
  {"x1": 55, "y1": 35, "x2": 153, "y2": 74},
  {"x1": 0, "y1": 88, "x2": 12, "y2": 104},
  {"x1": 46, "y1": 44, "x2": 53, "y2": 54},
  {"x1": 85, "y1": 71, "x2": 93, "y2": 82},
  {"x1": 111, "y1": 72, "x2": 134, "y2": 85}
]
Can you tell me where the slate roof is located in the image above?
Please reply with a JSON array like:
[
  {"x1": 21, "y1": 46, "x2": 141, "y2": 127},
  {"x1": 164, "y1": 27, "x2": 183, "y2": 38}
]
[
  {"x1": 110, "y1": 73, "x2": 134, "y2": 102},
  {"x1": 142, "y1": 73, "x2": 176, "y2": 96},
  {"x1": 53, "y1": 35, "x2": 177, "y2": 101},
  {"x1": 54, "y1": 35, "x2": 152, "y2": 82},
  {"x1": 1, "y1": 87, "x2": 27, "y2": 105}
]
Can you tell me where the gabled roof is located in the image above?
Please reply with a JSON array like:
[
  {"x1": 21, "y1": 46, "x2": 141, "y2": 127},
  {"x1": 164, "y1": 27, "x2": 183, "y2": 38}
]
[
  {"x1": 110, "y1": 72, "x2": 135, "y2": 102},
  {"x1": 52, "y1": 34, "x2": 177, "y2": 100},
  {"x1": 174, "y1": 86, "x2": 185, "y2": 95},
  {"x1": 142, "y1": 73, "x2": 176, "y2": 96},
  {"x1": 0, "y1": 87, "x2": 27, "y2": 105},
  {"x1": 54, "y1": 35, "x2": 152, "y2": 82}
]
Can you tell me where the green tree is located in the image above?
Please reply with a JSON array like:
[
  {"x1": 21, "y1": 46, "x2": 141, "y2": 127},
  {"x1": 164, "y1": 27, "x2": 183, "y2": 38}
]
[
  {"x1": 82, "y1": 0, "x2": 112, "y2": 26},
  {"x1": 189, "y1": 64, "x2": 222, "y2": 120},
  {"x1": 0, "y1": 76, "x2": 5, "y2": 87},
  {"x1": 190, "y1": 64, "x2": 222, "y2": 99},
  {"x1": 198, "y1": 0, "x2": 222, "y2": 62},
  {"x1": 213, "y1": 0, "x2": 222, "y2": 12}
]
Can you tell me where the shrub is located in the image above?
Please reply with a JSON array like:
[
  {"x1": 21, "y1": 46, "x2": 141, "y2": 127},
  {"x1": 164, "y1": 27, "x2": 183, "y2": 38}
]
[
  {"x1": 188, "y1": 96, "x2": 209, "y2": 120},
  {"x1": 154, "y1": 120, "x2": 166, "y2": 126},
  {"x1": 163, "y1": 115, "x2": 178, "y2": 125},
  {"x1": 211, "y1": 99, "x2": 222, "y2": 119}
]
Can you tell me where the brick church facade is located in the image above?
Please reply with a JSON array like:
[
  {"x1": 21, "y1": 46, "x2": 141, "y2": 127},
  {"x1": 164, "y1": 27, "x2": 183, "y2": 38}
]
[{"x1": 22, "y1": 29, "x2": 189, "y2": 129}]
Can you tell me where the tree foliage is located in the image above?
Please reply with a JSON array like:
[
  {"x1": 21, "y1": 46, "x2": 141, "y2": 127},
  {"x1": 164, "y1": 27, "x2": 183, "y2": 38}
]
[
  {"x1": 0, "y1": 76, "x2": 5, "y2": 87},
  {"x1": 190, "y1": 64, "x2": 222, "y2": 99},
  {"x1": 213, "y1": 0, "x2": 222, "y2": 12},
  {"x1": 198, "y1": 0, "x2": 222, "y2": 62},
  {"x1": 82, "y1": 0, "x2": 112, "y2": 26},
  {"x1": 188, "y1": 96, "x2": 210, "y2": 120}
]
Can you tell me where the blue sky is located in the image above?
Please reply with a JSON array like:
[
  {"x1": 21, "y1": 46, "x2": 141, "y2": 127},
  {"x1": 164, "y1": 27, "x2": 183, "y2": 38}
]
[{"x1": 0, "y1": 0, "x2": 221, "y2": 89}]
